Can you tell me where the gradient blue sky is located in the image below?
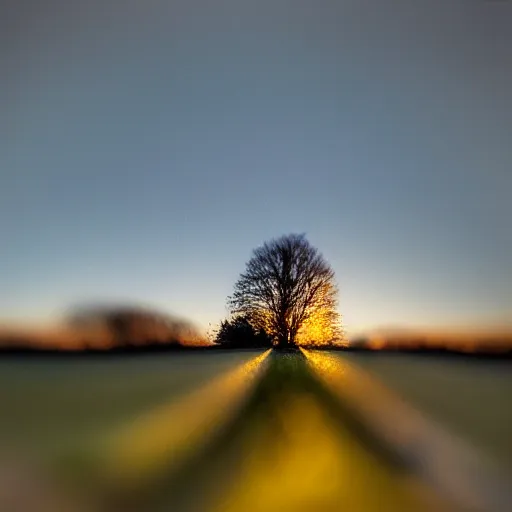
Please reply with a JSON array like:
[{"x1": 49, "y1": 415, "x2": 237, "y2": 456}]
[{"x1": 2, "y1": 1, "x2": 511, "y2": 335}]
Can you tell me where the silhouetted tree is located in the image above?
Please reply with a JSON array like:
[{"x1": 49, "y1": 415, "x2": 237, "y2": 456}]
[
  {"x1": 229, "y1": 234, "x2": 341, "y2": 348},
  {"x1": 215, "y1": 316, "x2": 272, "y2": 348}
]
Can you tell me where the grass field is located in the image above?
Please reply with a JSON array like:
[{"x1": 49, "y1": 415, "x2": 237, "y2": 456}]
[
  {"x1": 0, "y1": 349, "x2": 509, "y2": 511},
  {"x1": 0, "y1": 351, "x2": 260, "y2": 456},
  {"x1": 342, "y1": 352, "x2": 512, "y2": 470}
]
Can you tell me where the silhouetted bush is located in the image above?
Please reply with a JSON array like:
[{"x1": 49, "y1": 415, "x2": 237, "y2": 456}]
[{"x1": 215, "y1": 316, "x2": 272, "y2": 349}]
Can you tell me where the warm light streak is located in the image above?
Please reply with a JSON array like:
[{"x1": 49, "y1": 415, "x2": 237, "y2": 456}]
[
  {"x1": 301, "y1": 350, "x2": 511, "y2": 511},
  {"x1": 98, "y1": 351, "x2": 271, "y2": 487},
  {"x1": 213, "y1": 360, "x2": 444, "y2": 512}
]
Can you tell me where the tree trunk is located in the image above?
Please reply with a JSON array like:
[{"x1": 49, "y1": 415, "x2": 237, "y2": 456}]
[
  {"x1": 287, "y1": 323, "x2": 300, "y2": 347},
  {"x1": 276, "y1": 332, "x2": 289, "y2": 349}
]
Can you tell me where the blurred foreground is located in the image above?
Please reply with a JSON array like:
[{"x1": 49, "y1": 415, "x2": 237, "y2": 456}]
[{"x1": 0, "y1": 350, "x2": 510, "y2": 511}]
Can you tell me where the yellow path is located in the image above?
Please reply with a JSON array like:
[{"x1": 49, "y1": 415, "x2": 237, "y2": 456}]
[{"x1": 191, "y1": 353, "x2": 453, "y2": 512}]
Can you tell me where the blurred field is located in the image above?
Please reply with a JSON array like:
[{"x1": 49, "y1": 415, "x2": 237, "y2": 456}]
[
  {"x1": 0, "y1": 349, "x2": 509, "y2": 511},
  {"x1": 190, "y1": 353, "x2": 453, "y2": 512},
  {"x1": 341, "y1": 352, "x2": 512, "y2": 469},
  {"x1": 93, "y1": 352, "x2": 452, "y2": 512},
  {"x1": 0, "y1": 351, "x2": 261, "y2": 458}
]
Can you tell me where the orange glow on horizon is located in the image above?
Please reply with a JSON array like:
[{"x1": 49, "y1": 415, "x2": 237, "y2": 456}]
[{"x1": 349, "y1": 328, "x2": 512, "y2": 352}]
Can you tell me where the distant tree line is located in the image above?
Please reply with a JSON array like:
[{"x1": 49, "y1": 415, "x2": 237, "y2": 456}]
[{"x1": 68, "y1": 304, "x2": 201, "y2": 348}]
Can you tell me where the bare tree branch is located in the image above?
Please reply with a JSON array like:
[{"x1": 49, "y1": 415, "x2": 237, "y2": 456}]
[{"x1": 228, "y1": 234, "x2": 342, "y2": 348}]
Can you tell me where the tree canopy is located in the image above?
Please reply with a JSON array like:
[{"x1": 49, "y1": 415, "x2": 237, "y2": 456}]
[{"x1": 228, "y1": 234, "x2": 342, "y2": 348}]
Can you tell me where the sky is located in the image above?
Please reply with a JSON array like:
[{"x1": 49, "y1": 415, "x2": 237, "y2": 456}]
[{"x1": 1, "y1": 0, "x2": 511, "y2": 336}]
